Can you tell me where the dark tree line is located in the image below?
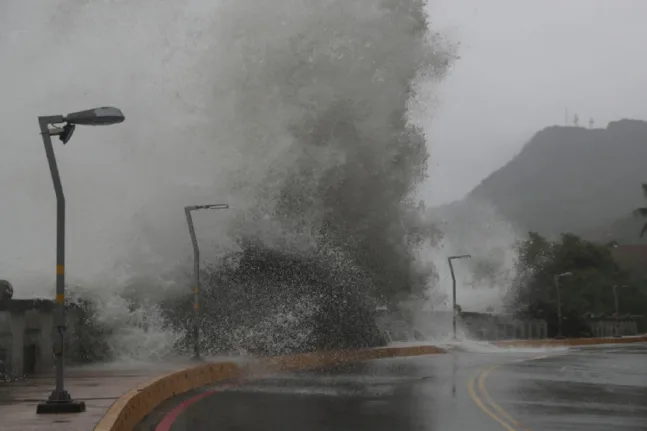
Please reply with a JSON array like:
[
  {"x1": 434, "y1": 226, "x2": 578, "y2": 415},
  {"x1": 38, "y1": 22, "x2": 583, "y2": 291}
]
[{"x1": 509, "y1": 232, "x2": 647, "y2": 337}]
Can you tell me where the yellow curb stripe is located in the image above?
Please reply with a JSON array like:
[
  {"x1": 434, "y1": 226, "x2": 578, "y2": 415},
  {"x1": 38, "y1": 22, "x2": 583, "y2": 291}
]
[{"x1": 94, "y1": 344, "x2": 447, "y2": 431}]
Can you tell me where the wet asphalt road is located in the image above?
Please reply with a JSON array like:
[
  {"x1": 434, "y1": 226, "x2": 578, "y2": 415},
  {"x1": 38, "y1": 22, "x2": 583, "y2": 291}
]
[{"x1": 139, "y1": 343, "x2": 647, "y2": 431}]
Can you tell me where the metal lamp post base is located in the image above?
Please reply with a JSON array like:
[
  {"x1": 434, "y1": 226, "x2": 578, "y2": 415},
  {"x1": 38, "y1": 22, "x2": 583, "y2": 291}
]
[{"x1": 36, "y1": 390, "x2": 86, "y2": 414}]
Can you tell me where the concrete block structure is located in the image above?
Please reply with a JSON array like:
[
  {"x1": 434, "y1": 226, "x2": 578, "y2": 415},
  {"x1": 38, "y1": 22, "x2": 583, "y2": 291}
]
[{"x1": 0, "y1": 299, "x2": 55, "y2": 377}]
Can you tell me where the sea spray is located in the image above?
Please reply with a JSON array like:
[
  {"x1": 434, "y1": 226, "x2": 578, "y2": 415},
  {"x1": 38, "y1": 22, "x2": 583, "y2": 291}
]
[
  {"x1": 165, "y1": 0, "x2": 458, "y2": 354},
  {"x1": 1, "y1": 0, "x2": 457, "y2": 358}
]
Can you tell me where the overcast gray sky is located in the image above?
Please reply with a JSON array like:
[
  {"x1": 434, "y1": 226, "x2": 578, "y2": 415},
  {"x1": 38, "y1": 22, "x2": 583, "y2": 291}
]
[
  {"x1": 1, "y1": 0, "x2": 646, "y2": 291},
  {"x1": 422, "y1": 0, "x2": 647, "y2": 205}
]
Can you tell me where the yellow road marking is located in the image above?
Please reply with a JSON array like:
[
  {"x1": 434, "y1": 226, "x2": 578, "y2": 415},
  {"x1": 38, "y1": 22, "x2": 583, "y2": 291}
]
[
  {"x1": 468, "y1": 353, "x2": 555, "y2": 431},
  {"x1": 468, "y1": 372, "x2": 517, "y2": 431},
  {"x1": 478, "y1": 366, "x2": 526, "y2": 429}
]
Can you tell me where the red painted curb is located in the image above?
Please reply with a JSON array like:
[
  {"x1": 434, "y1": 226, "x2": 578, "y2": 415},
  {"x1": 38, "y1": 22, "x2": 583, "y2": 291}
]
[{"x1": 155, "y1": 383, "x2": 238, "y2": 431}]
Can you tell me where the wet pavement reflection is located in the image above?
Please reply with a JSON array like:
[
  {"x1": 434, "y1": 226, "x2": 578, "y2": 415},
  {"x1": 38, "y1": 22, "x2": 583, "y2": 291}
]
[
  {"x1": 491, "y1": 344, "x2": 647, "y2": 430},
  {"x1": 141, "y1": 343, "x2": 647, "y2": 431}
]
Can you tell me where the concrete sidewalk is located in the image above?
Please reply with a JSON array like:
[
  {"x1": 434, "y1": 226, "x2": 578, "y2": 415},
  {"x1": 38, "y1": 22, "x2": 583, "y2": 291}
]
[{"x1": 0, "y1": 362, "x2": 190, "y2": 431}]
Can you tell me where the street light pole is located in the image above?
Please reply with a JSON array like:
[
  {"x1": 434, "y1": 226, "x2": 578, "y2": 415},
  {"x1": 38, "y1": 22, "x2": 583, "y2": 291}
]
[
  {"x1": 36, "y1": 107, "x2": 125, "y2": 415},
  {"x1": 184, "y1": 204, "x2": 229, "y2": 360},
  {"x1": 39, "y1": 116, "x2": 67, "y2": 406},
  {"x1": 553, "y1": 272, "x2": 572, "y2": 339},
  {"x1": 448, "y1": 254, "x2": 471, "y2": 341}
]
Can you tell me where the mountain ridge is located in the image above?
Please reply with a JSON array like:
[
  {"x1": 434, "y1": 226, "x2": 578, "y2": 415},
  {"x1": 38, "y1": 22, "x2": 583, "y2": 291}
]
[{"x1": 460, "y1": 119, "x2": 647, "y2": 243}]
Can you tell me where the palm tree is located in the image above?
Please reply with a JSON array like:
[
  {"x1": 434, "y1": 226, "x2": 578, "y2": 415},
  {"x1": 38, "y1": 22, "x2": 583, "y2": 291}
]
[{"x1": 635, "y1": 183, "x2": 647, "y2": 237}]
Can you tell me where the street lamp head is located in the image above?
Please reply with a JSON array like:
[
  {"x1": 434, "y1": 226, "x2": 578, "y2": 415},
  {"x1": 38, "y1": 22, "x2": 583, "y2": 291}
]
[
  {"x1": 449, "y1": 254, "x2": 472, "y2": 260},
  {"x1": 64, "y1": 106, "x2": 125, "y2": 126},
  {"x1": 202, "y1": 204, "x2": 229, "y2": 210},
  {"x1": 186, "y1": 204, "x2": 230, "y2": 211}
]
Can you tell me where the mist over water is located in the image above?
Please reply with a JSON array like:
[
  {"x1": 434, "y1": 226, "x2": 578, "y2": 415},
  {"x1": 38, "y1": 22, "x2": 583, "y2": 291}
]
[
  {"x1": 0, "y1": 0, "x2": 518, "y2": 358},
  {"x1": 429, "y1": 199, "x2": 520, "y2": 311},
  {"x1": 395, "y1": 199, "x2": 522, "y2": 341}
]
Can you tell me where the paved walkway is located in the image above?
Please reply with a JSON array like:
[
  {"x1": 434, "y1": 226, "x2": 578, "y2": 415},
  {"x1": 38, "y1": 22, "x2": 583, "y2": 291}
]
[{"x1": 0, "y1": 361, "x2": 190, "y2": 431}]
